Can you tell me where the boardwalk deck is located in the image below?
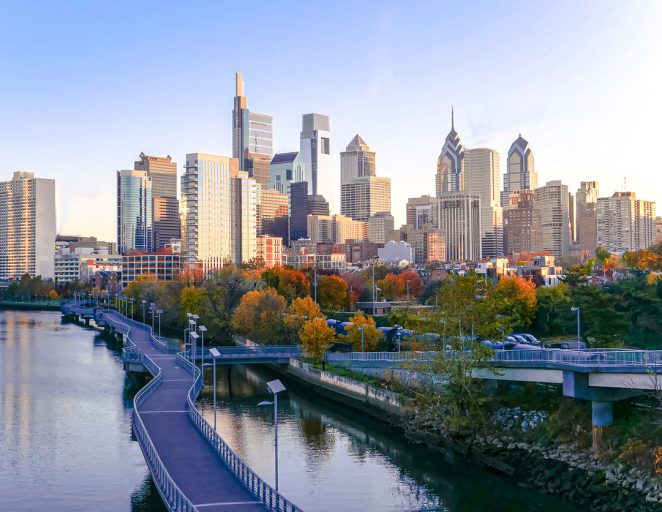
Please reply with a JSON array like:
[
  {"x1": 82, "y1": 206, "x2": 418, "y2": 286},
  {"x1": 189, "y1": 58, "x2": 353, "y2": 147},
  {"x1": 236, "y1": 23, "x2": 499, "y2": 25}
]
[{"x1": 103, "y1": 311, "x2": 266, "y2": 512}]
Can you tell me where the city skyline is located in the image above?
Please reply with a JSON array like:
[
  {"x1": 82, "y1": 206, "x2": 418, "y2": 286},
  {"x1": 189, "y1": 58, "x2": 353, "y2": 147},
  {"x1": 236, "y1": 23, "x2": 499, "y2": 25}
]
[{"x1": 1, "y1": 1, "x2": 662, "y2": 240}]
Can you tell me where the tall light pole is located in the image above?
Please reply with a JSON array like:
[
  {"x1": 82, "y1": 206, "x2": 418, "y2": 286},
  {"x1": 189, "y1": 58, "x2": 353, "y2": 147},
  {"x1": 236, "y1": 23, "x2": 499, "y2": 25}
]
[
  {"x1": 209, "y1": 348, "x2": 221, "y2": 430},
  {"x1": 129, "y1": 298, "x2": 134, "y2": 320},
  {"x1": 313, "y1": 259, "x2": 318, "y2": 304},
  {"x1": 189, "y1": 332, "x2": 199, "y2": 384},
  {"x1": 394, "y1": 324, "x2": 402, "y2": 353},
  {"x1": 258, "y1": 379, "x2": 286, "y2": 493},
  {"x1": 372, "y1": 258, "x2": 376, "y2": 316},
  {"x1": 199, "y1": 325, "x2": 207, "y2": 383},
  {"x1": 358, "y1": 326, "x2": 365, "y2": 353},
  {"x1": 571, "y1": 306, "x2": 581, "y2": 346},
  {"x1": 141, "y1": 300, "x2": 146, "y2": 324},
  {"x1": 150, "y1": 303, "x2": 156, "y2": 331},
  {"x1": 156, "y1": 309, "x2": 163, "y2": 340}
]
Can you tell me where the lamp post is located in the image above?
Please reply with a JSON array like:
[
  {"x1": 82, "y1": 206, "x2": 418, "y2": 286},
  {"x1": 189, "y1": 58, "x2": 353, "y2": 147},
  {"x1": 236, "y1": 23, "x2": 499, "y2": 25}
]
[
  {"x1": 189, "y1": 319, "x2": 197, "y2": 362},
  {"x1": 571, "y1": 306, "x2": 581, "y2": 346},
  {"x1": 198, "y1": 325, "x2": 207, "y2": 383},
  {"x1": 189, "y1": 332, "x2": 199, "y2": 384},
  {"x1": 156, "y1": 309, "x2": 163, "y2": 340},
  {"x1": 185, "y1": 312, "x2": 193, "y2": 354},
  {"x1": 129, "y1": 298, "x2": 135, "y2": 320},
  {"x1": 141, "y1": 300, "x2": 146, "y2": 324},
  {"x1": 313, "y1": 260, "x2": 318, "y2": 304},
  {"x1": 258, "y1": 379, "x2": 286, "y2": 493},
  {"x1": 358, "y1": 326, "x2": 365, "y2": 354},
  {"x1": 150, "y1": 303, "x2": 156, "y2": 331},
  {"x1": 394, "y1": 324, "x2": 403, "y2": 353},
  {"x1": 371, "y1": 257, "x2": 377, "y2": 316},
  {"x1": 209, "y1": 348, "x2": 221, "y2": 430}
]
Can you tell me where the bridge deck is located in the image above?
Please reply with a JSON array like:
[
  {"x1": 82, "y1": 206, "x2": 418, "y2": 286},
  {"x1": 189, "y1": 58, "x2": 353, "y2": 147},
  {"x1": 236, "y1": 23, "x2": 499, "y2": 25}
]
[{"x1": 104, "y1": 311, "x2": 265, "y2": 512}]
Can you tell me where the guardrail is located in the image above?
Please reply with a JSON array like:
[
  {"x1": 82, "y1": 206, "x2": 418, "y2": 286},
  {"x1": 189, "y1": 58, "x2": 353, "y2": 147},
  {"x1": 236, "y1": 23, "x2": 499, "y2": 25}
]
[
  {"x1": 177, "y1": 352, "x2": 302, "y2": 512},
  {"x1": 493, "y1": 349, "x2": 662, "y2": 367},
  {"x1": 326, "y1": 351, "x2": 434, "y2": 362},
  {"x1": 208, "y1": 346, "x2": 301, "y2": 360}
]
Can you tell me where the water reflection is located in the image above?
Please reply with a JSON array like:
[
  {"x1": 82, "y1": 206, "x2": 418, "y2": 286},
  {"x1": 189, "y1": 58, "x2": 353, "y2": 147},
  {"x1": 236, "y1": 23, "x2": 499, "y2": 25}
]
[{"x1": 198, "y1": 364, "x2": 576, "y2": 512}]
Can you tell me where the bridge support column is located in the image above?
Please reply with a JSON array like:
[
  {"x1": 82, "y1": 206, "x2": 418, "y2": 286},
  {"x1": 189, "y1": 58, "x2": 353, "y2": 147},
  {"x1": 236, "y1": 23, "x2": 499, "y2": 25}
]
[{"x1": 591, "y1": 401, "x2": 613, "y2": 454}]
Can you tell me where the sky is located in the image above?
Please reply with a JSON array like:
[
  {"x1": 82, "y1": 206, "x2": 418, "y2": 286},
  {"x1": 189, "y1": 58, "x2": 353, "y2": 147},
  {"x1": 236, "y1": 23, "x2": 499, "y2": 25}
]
[{"x1": 1, "y1": 0, "x2": 661, "y2": 241}]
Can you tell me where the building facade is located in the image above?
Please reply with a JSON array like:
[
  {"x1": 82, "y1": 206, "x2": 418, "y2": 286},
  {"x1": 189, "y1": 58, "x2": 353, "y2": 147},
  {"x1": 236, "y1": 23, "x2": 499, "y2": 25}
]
[
  {"x1": 501, "y1": 135, "x2": 538, "y2": 207},
  {"x1": 438, "y1": 193, "x2": 481, "y2": 262},
  {"x1": 464, "y1": 148, "x2": 503, "y2": 258},
  {"x1": 436, "y1": 110, "x2": 465, "y2": 196},
  {"x1": 400, "y1": 223, "x2": 446, "y2": 264},
  {"x1": 367, "y1": 212, "x2": 395, "y2": 244},
  {"x1": 534, "y1": 181, "x2": 571, "y2": 260},
  {"x1": 307, "y1": 214, "x2": 367, "y2": 244},
  {"x1": 378, "y1": 240, "x2": 414, "y2": 264},
  {"x1": 121, "y1": 249, "x2": 181, "y2": 287},
  {"x1": 257, "y1": 187, "x2": 289, "y2": 240},
  {"x1": 0, "y1": 172, "x2": 56, "y2": 280},
  {"x1": 54, "y1": 253, "x2": 80, "y2": 283},
  {"x1": 289, "y1": 181, "x2": 309, "y2": 242},
  {"x1": 596, "y1": 192, "x2": 656, "y2": 252},
  {"x1": 300, "y1": 113, "x2": 330, "y2": 198},
  {"x1": 406, "y1": 195, "x2": 438, "y2": 229},
  {"x1": 134, "y1": 153, "x2": 180, "y2": 249},
  {"x1": 268, "y1": 152, "x2": 305, "y2": 195},
  {"x1": 256, "y1": 235, "x2": 283, "y2": 268},
  {"x1": 575, "y1": 181, "x2": 599, "y2": 256},
  {"x1": 117, "y1": 169, "x2": 153, "y2": 255},
  {"x1": 503, "y1": 190, "x2": 542, "y2": 255}
]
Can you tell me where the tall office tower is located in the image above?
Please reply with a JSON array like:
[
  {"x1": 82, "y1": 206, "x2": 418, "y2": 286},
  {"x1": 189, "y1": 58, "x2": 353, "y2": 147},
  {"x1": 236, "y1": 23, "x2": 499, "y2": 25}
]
[
  {"x1": 117, "y1": 170, "x2": 153, "y2": 255},
  {"x1": 501, "y1": 135, "x2": 538, "y2": 207},
  {"x1": 465, "y1": 148, "x2": 503, "y2": 258},
  {"x1": 503, "y1": 190, "x2": 542, "y2": 255},
  {"x1": 181, "y1": 153, "x2": 256, "y2": 273},
  {"x1": 657, "y1": 217, "x2": 662, "y2": 244},
  {"x1": 257, "y1": 187, "x2": 289, "y2": 240},
  {"x1": 340, "y1": 135, "x2": 391, "y2": 222},
  {"x1": 596, "y1": 192, "x2": 656, "y2": 252},
  {"x1": 575, "y1": 181, "x2": 599, "y2": 255},
  {"x1": 134, "y1": 153, "x2": 180, "y2": 249},
  {"x1": 268, "y1": 151, "x2": 305, "y2": 194},
  {"x1": 0, "y1": 172, "x2": 56, "y2": 279},
  {"x1": 367, "y1": 212, "x2": 395, "y2": 244},
  {"x1": 438, "y1": 193, "x2": 481, "y2": 262},
  {"x1": 406, "y1": 195, "x2": 438, "y2": 228},
  {"x1": 568, "y1": 192, "x2": 576, "y2": 243},
  {"x1": 307, "y1": 214, "x2": 367, "y2": 244},
  {"x1": 232, "y1": 72, "x2": 273, "y2": 186},
  {"x1": 534, "y1": 181, "x2": 571, "y2": 259},
  {"x1": 435, "y1": 109, "x2": 465, "y2": 196},
  {"x1": 231, "y1": 170, "x2": 258, "y2": 264},
  {"x1": 399, "y1": 224, "x2": 446, "y2": 264},
  {"x1": 300, "y1": 113, "x2": 330, "y2": 196},
  {"x1": 289, "y1": 181, "x2": 309, "y2": 242}
]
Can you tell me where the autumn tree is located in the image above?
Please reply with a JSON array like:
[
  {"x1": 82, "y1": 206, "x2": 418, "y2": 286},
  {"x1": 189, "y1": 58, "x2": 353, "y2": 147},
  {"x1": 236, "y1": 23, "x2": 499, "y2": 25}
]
[
  {"x1": 299, "y1": 317, "x2": 336, "y2": 364},
  {"x1": 344, "y1": 312, "x2": 382, "y2": 351},
  {"x1": 342, "y1": 271, "x2": 366, "y2": 308},
  {"x1": 262, "y1": 267, "x2": 311, "y2": 302},
  {"x1": 230, "y1": 288, "x2": 287, "y2": 344},
  {"x1": 284, "y1": 296, "x2": 324, "y2": 333},
  {"x1": 377, "y1": 270, "x2": 423, "y2": 301},
  {"x1": 489, "y1": 275, "x2": 538, "y2": 329},
  {"x1": 317, "y1": 275, "x2": 348, "y2": 310}
]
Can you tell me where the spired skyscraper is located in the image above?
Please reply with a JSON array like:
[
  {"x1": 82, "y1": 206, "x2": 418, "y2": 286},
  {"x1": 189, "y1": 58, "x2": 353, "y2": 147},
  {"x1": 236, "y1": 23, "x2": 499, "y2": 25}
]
[
  {"x1": 232, "y1": 72, "x2": 273, "y2": 186},
  {"x1": 435, "y1": 108, "x2": 465, "y2": 196},
  {"x1": 501, "y1": 135, "x2": 538, "y2": 207},
  {"x1": 300, "y1": 113, "x2": 331, "y2": 227},
  {"x1": 117, "y1": 169, "x2": 153, "y2": 255}
]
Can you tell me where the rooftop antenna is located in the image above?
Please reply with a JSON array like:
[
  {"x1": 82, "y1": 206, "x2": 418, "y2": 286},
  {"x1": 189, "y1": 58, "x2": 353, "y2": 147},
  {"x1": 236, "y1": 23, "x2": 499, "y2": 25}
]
[{"x1": 623, "y1": 177, "x2": 627, "y2": 191}]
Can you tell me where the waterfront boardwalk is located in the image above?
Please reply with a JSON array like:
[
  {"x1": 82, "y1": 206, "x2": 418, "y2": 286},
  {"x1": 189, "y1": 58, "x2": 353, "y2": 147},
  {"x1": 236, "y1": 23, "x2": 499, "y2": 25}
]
[{"x1": 103, "y1": 310, "x2": 267, "y2": 512}]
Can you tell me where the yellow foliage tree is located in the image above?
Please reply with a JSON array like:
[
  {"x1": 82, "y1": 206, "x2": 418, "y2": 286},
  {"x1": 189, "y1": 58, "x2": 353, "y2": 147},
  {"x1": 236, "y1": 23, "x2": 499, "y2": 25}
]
[
  {"x1": 345, "y1": 312, "x2": 382, "y2": 351},
  {"x1": 231, "y1": 288, "x2": 287, "y2": 343},
  {"x1": 298, "y1": 317, "x2": 336, "y2": 364},
  {"x1": 47, "y1": 289, "x2": 59, "y2": 300},
  {"x1": 284, "y1": 296, "x2": 324, "y2": 332}
]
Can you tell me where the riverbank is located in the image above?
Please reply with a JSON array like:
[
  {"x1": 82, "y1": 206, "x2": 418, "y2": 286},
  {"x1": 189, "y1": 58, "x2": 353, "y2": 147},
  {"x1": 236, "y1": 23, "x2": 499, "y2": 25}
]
[
  {"x1": 0, "y1": 300, "x2": 61, "y2": 311},
  {"x1": 267, "y1": 355, "x2": 662, "y2": 511}
]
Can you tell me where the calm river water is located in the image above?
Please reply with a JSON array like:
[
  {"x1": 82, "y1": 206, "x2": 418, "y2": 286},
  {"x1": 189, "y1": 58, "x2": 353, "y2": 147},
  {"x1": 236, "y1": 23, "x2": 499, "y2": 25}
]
[{"x1": 0, "y1": 310, "x2": 579, "y2": 511}]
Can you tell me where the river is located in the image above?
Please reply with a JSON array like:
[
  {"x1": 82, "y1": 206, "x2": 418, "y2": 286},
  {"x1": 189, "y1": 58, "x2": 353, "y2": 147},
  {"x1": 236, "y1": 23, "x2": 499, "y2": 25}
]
[{"x1": 0, "y1": 310, "x2": 579, "y2": 511}]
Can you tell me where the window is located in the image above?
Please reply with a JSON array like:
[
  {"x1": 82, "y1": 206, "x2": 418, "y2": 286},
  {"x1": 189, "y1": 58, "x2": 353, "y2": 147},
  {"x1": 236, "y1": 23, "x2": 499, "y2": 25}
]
[{"x1": 321, "y1": 137, "x2": 330, "y2": 155}]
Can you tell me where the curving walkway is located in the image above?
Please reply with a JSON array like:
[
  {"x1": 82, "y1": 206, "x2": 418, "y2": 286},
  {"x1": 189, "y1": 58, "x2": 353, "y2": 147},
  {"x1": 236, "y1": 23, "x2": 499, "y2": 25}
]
[{"x1": 103, "y1": 310, "x2": 266, "y2": 512}]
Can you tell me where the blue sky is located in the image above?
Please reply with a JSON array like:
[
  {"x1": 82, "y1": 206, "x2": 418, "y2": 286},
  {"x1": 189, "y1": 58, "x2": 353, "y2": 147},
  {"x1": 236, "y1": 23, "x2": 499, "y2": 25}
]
[{"x1": 1, "y1": 0, "x2": 661, "y2": 240}]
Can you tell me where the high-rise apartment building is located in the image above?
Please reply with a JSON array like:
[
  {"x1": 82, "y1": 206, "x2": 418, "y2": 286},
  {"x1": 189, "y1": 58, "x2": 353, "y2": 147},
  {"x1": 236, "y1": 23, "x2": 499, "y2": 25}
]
[
  {"x1": 501, "y1": 135, "x2": 538, "y2": 207},
  {"x1": 117, "y1": 170, "x2": 153, "y2": 255},
  {"x1": 232, "y1": 72, "x2": 273, "y2": 186},
  {"x1": 268, "y1": 152, "x2": 305, "y2": 195},
  {"x1": 438, "y1": 193, "x2": 481, "y2": 262},
  {"x1": 406, "y1": 195, "x2": 438, "y2": 228},
  {"x1": 307, "y1": 214, "x2": 367, "y2": 244},
  {"x1": 340, "y1": 135, "x2": 391, "y2": 222},
  {"x1": 257, "y1": 187, "x2": 289, "y2": 241},
  {"x1": 596, "y1": 192, "x2": 656, "y2": 252},
  {"x1": 575, "y1": 181, "x2": 599, "y2": 255},
  {"x1": 134, "y1": 153, "x2": 180, "y2": 249},
  {"x1": 181, "y1": 153, "x2": 257, "y2": 273},
  {"x1": 534, "y1": 181, "x2": 571, "y2": 259},
  {"x1": 435, "y1": 109, "x2": 464, "y2": 196},
  {"x1": 400, "y1": 224, "x2": 446, "y2": 264},
  {"x1": 0, "y1": 172, "x2": 56, "y2": 279},
  {"x1": 503, "y1": 190, "x2": 542, "y2": 255},
  {"x1": 367, "y1": 212, "x2": 395, "y2": 244},
  {"x1": 464, "y1": 148, "x2": 503, "y2": 258}
]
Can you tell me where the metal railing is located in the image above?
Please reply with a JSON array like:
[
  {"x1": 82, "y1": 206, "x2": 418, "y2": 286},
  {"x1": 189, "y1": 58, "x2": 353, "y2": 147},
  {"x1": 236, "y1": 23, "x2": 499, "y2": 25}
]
[
  {"x1": 326, "y1": 351, "x2": 434, "y2": 362},
  {"x1": 177, "y1": 352, "x2": 302, "y2": 512},
  {"x1": 203, "y1": 346, "x2": 301, "y2": 361}
]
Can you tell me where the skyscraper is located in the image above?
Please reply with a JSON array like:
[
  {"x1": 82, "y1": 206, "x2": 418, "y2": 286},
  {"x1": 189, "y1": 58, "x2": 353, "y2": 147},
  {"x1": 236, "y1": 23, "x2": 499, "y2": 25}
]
[
  {"x1": 503, "y1": 190, "x2": 542, "y2": 255},
  {"x1": 406, "y1": 195, "x2": 438, "y2": 228},
  {"x1": 575, "y1": 181, "x2": 599, "y2": 255},
  {"x1": 232, "y1": 72, "x2": 273, "y2": 186},
  {"x1": 134, "y1": 153, "x2": 180, "y2": 249},
  {"x1": 340, "y1": 135, "x2": 391, "y2": 222},
  {"x1": 534, "y1": 181, "x2": 571, "y2": 259},
  {"x1": 438, "y1": 193, "x2": 481, "y2": 262},
  {"x1": 117, "y1": 170, "x2": 153, "y2": 255},
  {"x1": 257, "y1": 187, "x2": 289, "y2": 241},
  {"x1": 501, "y1": 135, "x2": 538, "y2": 207},
  {"x1": 0, "y1": 172, "x2": 56, "y2": 279},
  {"x1": 300, "y1": 113, "x2": 330, "y2": 197},
  {"x1": 181, "y1": 153, "x2": 257, "y2": 273},
  {"x1": 464, "y1": 148, "x2": 503, "y2": 257},
  {"x1": 596, "y1": 192, "x2": 656, "y2": 252},
  {"x1": 289, "y1": 181, "x2": 309, "y2": 242},
  {"x1": 435, "y1": 109, "x2": 464, "y2": 196},
  {"x1": 268, "y1": 151, "x2": 305, "y2": 195}
]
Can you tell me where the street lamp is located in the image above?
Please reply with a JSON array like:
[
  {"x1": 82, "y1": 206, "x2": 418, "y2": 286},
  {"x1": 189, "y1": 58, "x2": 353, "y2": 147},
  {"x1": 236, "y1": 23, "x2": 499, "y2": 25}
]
[
  {"x1": 150, "y1": 303, "x2": 156, "y2": 331},
  {"x1": 371, "y1": 257, "x2": 378, "y2": 316},
  {"x1": 209, "y1": 347, "x2": 221, "y2": 430},
  {"x1": 189, "y1": 320, "x2": 197, "y2": 362},
  {"x1": 394, "y1": 324, "x2": 403, "y2": 353},
  {"x1": 358, "y1": 326, "x2": 365, "y2": 353},
  {"x1": 156, "y1": 309, "x2": 163, "y2": 340},
  {"x1": 141, "y1": 300, "x2": 146, "y2": 324},
  {"x1": 198, "y1": 325, "x2": 207, "y2": 382},
  {"x1": 129, "y1": 298, "x2": 135, "y2": 320},
  {"x1": 571, "y1": 306, "x2": 581, "y2": 346},
  {"x1": 258, "y1": 379, "x2": 286, "y2": 493},
  {"x1": 189, "y1": 332, "x2": 199, "y2": 382},
  {"x1": 185, "y1": 312, "x2": 193, "y2": 353}
]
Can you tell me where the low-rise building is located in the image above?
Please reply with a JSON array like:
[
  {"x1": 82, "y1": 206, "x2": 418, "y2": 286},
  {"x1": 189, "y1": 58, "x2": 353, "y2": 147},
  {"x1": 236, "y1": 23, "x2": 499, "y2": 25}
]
[
  {"x1": 121, "y1": 248, "x2": 181, "y2": 287},
  {"x1": 256, "y1": 235, "x2": 283, "y2": 268},
  {"x1": 378, "y1": 240, "x2": 414, "y2": 265},
  {"x1": 282, "y1": 252, "x2": 347, "y2": 271},
  {"x1": 54, "y1": 253, "x2": 81, "y2": 283}
]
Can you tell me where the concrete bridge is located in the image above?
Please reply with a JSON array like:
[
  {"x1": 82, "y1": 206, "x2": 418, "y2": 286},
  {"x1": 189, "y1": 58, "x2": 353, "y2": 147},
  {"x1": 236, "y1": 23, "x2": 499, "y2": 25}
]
[
  {"x1": 63, "y1": 302, "x2": 301, "y2": 512},
  {"x1": 325, "y1": 349, "x2": 662, "y2": 428}
]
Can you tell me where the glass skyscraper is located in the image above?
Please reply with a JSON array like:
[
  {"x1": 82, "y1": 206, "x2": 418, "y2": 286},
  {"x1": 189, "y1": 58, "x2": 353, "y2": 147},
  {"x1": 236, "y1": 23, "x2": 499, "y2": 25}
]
[{"x1": 117, "y1": 170, "x2": 153, "y2": 254}]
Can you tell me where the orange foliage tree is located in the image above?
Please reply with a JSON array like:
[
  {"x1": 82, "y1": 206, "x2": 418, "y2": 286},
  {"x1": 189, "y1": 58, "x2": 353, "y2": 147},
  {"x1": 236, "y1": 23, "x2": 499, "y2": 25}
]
[
  {"x1": 230, "y1": 288, "x2": 287, "y2": 343},
  {"x1": 317, "y1": 275, "x2": 348, "y2": 310},
  {"x1": 261, "y1": 267, "x2": 311, "y2": 302},
  {"x1": 489, "y1": 275, "x2": 538, "y2": 329},
  {"x1": 377, "y1": 270, "x2": 423, "y2": 301}
]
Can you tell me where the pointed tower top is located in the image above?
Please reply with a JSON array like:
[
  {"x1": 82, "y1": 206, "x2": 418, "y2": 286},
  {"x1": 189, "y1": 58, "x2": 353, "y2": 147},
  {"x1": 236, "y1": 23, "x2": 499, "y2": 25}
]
[
  {"x1": 235, "y1": 72, "x2": 243, "y2": 97},
  {"x1": 451, "y1": 106, "x2": 455, "y2": 130}
]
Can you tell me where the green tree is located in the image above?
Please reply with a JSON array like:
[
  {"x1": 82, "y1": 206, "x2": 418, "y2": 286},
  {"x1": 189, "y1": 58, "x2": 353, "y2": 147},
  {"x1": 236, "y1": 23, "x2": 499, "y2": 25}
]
[
  {"x1": 570, "y1": 285, "x2": 628, "y2": 346},
  {"x1": 317, "y1": 275, "x2": 348, "y2": 310},
  {"x1": 531, "y1": 283, "x2": 574, "y2": 338},
  {"x1": 560, "y1": 264, "x2": 589, "y2": 288},
  {"x1": 299, "y1": 317, "x2": 336, "y2": 364}
]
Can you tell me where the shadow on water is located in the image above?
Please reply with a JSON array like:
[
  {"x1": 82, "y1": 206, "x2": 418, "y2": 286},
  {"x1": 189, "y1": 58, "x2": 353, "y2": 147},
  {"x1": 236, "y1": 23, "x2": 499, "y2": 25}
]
[{"x1": 131, "y1": 475, "x2": 168, "y2": 512}]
